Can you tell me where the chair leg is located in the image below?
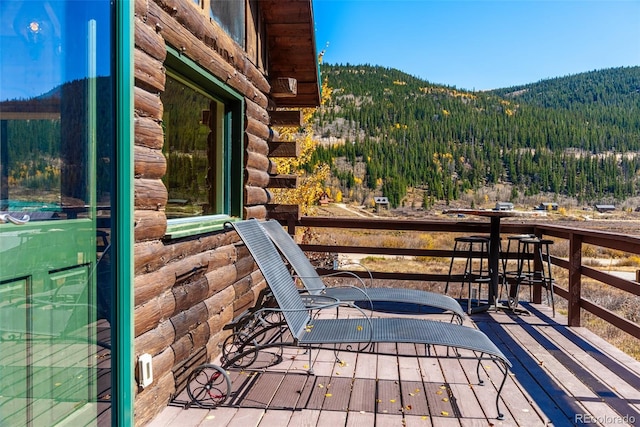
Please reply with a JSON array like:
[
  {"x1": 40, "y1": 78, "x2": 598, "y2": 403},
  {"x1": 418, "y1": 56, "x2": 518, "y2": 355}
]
[
  {"x1": 465, "y1": 243, "x2": 473, "y2": 311},
  {"x1": 445, "y1": 241, "x2": 459, "y2": 295},
  {"x1": 543, "y1": 242, "x2": 556, "y2": 317}
]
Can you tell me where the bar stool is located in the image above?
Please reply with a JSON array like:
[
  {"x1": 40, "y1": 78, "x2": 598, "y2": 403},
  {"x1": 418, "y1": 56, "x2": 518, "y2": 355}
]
[
  {"x1": 500, "y1": 234, "x2": 534, "y2": 305},
  {"x1": 514, "y1": 237, "x2": 556, "y2": 316},
  {"x1": 445, "y1": 236, "x2": 491, "y2": 314}
]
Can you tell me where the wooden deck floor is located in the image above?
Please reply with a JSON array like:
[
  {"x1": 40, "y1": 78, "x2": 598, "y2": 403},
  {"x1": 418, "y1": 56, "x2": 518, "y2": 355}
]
[{"x1": 147, "y1": 303, "x2": 640, "y2": 427}]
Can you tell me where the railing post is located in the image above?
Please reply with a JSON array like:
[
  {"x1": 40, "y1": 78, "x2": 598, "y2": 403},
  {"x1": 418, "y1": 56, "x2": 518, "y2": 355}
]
[
  {"x1": 286, "y1": 217, "x2": 296, "y2": 236},
  {"x1": 568, "y1": 233, "x2": 582, "y2": 326}
]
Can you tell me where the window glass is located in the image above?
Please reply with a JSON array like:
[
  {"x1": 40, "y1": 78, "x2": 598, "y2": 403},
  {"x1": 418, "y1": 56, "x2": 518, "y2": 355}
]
[
  {"x1": 209, "y1": 0, "x2": 245, "y2": 46},
  {"x1": 162, "y1": 75, "x2": 222, "y2": 218}
]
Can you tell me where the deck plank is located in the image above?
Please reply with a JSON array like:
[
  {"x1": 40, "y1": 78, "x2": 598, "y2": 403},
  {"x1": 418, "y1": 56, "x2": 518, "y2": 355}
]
[
  {"x1": 316, "y1": 409, "x2": 348, "y2": 425},
  {"x1": 302, "y1": 375, "x2": 333, "y2": 410},
  {"x1": 258, "y1": 409, "x2": 292, "y2": 426},
  {"x1": 319, "y1": 376, "x2": 352, "y2": 411},
  {"x1": 542, "y1": 322, "x2": 640, "y2": 402},
  {"x1": 345, "y1": 411, "x2": 375, "y2": 426},
  {"x1": 286, "y1": 409, "x2": 320, "y2": 427},
  {"x1": 376, "y1": 378, "x2": 402, "y2": 415},
  {"x1": 236, "y1": 372, "x2": 285, "y2": 408},
  {"x1": 348, "y1": 378, "x2": 376, "y2": 412},
  {"x1": 268, "y1": 373, "x2": 310, "y2": 409},
  {"x1": 502, "y1": 320, "x2": 611, "y2": 419},
  {"x1": 400, "y1": 380, "x2": 430, "y2": 417},
  {"x1": 538, "y1": 324, "x2": 640, "y2": 423},
  {"x1": 354, "y1": 352, "x2": 378, "y2": 379},
  {"x1": 196, "y1": 407, "x2": 238, "y2": 426},
  {"x1": 223, "y1": 407, "x2": 264, "y2": 427},
  {"x1": 478, "y1": 315, "x2": 573, "y2": 426},
  {"x1": 423, "y1": 382, "x2": 455, "y2": 420},
  {"x1": 377, "y1": 353, "x2": 400, "y2": 381}
]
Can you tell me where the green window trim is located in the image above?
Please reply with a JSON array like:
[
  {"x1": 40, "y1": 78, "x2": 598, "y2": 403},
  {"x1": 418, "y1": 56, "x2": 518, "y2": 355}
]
[{"x1": 162, "y1": 45, "x2": 244, "y2": 239}]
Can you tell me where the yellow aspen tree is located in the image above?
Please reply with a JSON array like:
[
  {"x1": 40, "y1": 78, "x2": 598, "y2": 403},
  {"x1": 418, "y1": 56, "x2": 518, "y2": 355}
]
[{"x1": 270, "y1": 76, "x2": 332, "y2": 215}]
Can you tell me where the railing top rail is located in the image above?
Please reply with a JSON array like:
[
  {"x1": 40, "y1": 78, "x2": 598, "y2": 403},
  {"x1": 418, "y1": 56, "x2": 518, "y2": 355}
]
[
  {"x1": 535, "y1": 223, "x2": 640, "y2": 253},
  {"x1": 297, "y1": 216, "x2": 533, "y2": 234},
  {"x1": 292, "y1": 217, "x2": 640, "y2": 254}
]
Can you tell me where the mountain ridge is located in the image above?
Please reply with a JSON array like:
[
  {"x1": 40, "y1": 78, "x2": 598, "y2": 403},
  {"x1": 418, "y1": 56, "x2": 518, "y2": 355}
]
[{"x1": 309, "y1": 64, "x2": 640, "y2": 208}]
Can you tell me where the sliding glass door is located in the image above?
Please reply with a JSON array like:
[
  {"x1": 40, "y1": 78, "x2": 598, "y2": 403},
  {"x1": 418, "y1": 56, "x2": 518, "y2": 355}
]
[{"x1": 1, "y1": 1, "x2": 114, "y2": 425}]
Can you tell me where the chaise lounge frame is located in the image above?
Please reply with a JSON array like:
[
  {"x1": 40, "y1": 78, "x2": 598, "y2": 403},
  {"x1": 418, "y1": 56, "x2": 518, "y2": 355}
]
[
  {"x1": 182, "y1": 219, "x2": 512, "y2": 420},
  {"x1": 260, "y1": 219, "x2": 466, "y2": 324}
]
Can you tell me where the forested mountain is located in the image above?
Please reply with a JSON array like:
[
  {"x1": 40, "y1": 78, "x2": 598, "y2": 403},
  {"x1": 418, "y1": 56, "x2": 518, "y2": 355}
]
[{"x1": 308, "y1": 64, "x2": 640, "y2": 208}]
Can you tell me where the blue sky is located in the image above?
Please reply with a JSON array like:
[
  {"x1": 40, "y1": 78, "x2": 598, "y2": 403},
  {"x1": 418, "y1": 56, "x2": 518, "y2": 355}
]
[{"x1": 313, "y1": 0, "x2": 640, "y2": 91}]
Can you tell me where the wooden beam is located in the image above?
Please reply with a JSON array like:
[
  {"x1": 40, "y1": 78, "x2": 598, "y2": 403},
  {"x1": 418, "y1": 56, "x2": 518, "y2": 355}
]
[
  {"x1": 268, "y1": 141, "x2": 300, "y2": 158},
  {"x1": 271, "y1": 77, "x2": 297, "y2": 98},
  {"x1": 268, "y1": 174, "x2": 298, "y2": 189},
  {"x1": 266, "y1": 204, "x2": 300, "y2": 221},
  {"x1": 270, "y1": 110, "x2": 303, "y2": 127}
]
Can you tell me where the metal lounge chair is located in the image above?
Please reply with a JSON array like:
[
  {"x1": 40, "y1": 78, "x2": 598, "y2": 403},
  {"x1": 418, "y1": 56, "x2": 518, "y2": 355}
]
[
  {"x1": 182, "y1": 219, "x2": 511, "y2": 419},
  {"x1": 260, "y1": 219, "x2": 467, "y2": 324}
]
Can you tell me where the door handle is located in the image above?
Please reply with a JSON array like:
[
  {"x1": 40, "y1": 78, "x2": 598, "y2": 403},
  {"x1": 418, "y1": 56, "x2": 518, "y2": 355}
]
[{"x1": 0, "y1": 213, "x2": 30, "y2": 225}]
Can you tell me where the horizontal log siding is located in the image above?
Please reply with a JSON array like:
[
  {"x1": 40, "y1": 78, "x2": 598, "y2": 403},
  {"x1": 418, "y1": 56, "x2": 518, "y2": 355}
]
[{"x1": 132, "y1": 0, "x2": 277, "y2": 424}]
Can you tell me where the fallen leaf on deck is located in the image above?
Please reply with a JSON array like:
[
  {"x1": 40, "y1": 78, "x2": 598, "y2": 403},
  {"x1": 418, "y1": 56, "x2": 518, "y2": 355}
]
[{"x1": 441, "y1": 411, "x2": 449, "y2": 416}]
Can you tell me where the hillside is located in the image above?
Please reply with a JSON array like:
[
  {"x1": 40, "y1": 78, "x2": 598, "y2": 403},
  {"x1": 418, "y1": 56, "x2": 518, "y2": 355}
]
[{"x1": 309, "y1": 64, "x2": 640, "y2": 209}]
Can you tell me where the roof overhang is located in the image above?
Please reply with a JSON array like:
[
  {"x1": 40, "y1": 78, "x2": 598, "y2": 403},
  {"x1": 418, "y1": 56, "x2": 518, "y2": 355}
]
[{"x1": 261, "y1": 0, "x2": 321, "y2": 108}]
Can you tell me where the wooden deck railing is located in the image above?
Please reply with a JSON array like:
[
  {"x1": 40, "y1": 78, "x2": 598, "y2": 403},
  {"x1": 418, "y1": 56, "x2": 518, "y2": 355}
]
[{"x1": 278, "y1": 216, "x2": 640, "y2": 340}]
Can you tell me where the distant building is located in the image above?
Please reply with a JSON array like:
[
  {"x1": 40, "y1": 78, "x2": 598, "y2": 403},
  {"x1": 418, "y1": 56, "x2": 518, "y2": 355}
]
[
  {"x1": 318, "y1": 192, "x2": 333, "y2": 206},
  {"x1": 535, "y1": 202, "x2": 559, "y2": 211},
  {"x1": 494, "y1": 202, "x2": 514, "y2": 211},
  {"x1": 374, "y1": 196, "x2": 390, "y2": 212},
  {"x1": 595, "y1": 204, "x2": 615, "y2": 213}
]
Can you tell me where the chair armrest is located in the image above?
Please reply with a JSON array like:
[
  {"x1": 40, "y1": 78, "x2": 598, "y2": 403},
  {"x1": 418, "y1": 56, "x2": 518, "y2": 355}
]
[{"x1": 319, "y1": 262, "x2": 374, "y2": 288}]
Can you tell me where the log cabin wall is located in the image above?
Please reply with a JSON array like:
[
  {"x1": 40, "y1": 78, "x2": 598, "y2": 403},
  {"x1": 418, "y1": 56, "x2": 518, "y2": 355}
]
[{"x1": 130, "y1": 0, "x2": 298, "y2": 424}]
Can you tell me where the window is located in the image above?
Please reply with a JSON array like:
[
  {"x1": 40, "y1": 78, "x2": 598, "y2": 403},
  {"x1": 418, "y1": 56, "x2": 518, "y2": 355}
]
[
  {"x1": 190, "y1": 0, "x2": 245, "y2": 48},
  {"x1": 161, "y1": 47, "x2": 243, "y2": 237},
  {"x1": 209, "y1": 0, "x2": 245, "y2": 46}
]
